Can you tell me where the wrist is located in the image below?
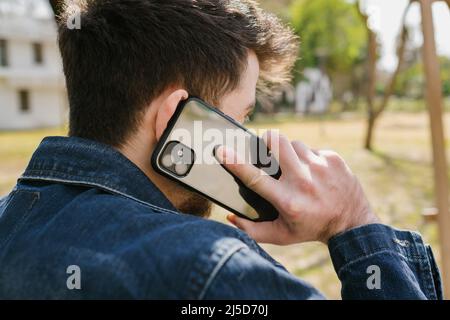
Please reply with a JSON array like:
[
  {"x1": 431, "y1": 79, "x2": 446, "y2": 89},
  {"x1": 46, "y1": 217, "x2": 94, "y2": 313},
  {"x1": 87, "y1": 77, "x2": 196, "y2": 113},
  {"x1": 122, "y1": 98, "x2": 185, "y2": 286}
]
[{"x1": 323, "y1": 208, "x2": 380, "y2": 244}]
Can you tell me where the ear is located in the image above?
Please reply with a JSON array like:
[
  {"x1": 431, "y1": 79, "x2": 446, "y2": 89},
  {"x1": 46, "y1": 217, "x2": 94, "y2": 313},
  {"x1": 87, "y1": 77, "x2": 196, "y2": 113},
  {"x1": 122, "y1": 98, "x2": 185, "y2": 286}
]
[{"x1": 154, "y1": 89, "x2": 189, "y2": 141}]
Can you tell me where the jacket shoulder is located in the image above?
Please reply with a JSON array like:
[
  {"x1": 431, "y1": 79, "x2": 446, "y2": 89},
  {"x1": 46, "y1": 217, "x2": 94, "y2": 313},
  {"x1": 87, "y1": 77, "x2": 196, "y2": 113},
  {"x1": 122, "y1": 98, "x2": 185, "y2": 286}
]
[{"x1": 60, "y1": 189, "x2": 264, "y2": 298}]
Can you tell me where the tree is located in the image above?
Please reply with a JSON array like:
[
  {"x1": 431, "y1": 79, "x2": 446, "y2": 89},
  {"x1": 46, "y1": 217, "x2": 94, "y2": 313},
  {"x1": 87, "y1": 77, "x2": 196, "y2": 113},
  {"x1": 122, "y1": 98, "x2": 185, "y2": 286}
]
[
  {"x1": 442, "y1": 56, "x2": 450, "y2": 96},
  {"x1": 396, "y1": 55, "x2": 450, "y2": 98},
  {"x1": 356, "y1": 0, "x2": 412, "y2": 150},
  {"x1": 290, "y1": 0, "x2": 366, "y2": 81}
]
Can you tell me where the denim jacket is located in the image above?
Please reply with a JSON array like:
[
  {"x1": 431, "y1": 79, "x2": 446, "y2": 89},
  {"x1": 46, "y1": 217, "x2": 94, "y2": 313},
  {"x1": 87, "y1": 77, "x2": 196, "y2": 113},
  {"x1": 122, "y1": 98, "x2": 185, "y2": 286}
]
[{"x1": 0, "y1": 136, "x2": 443, "y2": 299}]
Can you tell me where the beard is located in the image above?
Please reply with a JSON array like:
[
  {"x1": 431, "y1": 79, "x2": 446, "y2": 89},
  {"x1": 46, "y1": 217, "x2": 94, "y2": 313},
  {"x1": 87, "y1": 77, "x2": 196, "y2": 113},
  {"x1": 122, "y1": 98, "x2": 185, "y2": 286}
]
[
  {"x1": 151, "y1": 171, "x2": 213, "y2": 218},
  {"x1": 172, "y1": 185, "x2": 212, "y2": 218}
]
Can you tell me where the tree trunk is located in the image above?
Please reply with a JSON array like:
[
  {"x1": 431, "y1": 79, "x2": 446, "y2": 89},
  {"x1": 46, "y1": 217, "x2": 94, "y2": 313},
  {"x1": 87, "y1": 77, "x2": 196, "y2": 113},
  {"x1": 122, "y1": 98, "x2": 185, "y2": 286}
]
[
  {"x1": 358, "y1": 2, "x2": 378, "y2": 151},
  {"x1": 364, "y1": 111, "x2": 376, "y2": 150},
  {"x1": 365, "y1": 22, "x2": 409, "y2": 151},
  {"x1": 376, "y1": 19, "x2": 409, "y2": 115},
  {"x1": 357, "y1": 0, "x2": 411, "y2": 151}
]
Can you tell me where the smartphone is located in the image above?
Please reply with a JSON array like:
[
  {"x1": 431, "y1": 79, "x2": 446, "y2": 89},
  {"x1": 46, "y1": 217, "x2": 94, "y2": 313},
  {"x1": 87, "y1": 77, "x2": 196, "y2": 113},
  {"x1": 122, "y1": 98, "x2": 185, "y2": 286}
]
[{"x1": 151, "y1": 97, "x2": 281, "y2": 222}]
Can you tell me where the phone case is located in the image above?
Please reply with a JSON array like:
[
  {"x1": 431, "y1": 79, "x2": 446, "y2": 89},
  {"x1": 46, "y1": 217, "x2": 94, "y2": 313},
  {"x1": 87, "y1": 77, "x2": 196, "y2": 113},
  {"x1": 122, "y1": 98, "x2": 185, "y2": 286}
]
[{"x1": 151, "y1": 97, "x2": 280, "y2": 222}]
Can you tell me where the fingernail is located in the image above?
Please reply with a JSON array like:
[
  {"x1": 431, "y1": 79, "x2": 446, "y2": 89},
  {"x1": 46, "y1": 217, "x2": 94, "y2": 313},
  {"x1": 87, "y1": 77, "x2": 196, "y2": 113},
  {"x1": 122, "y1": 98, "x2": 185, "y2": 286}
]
[
  {"x1": 214, "y1": 146, "x2": 226, "y2": 163},
  {"x1": 226, "y1": 214, "x2": 236, "y2": 225}
]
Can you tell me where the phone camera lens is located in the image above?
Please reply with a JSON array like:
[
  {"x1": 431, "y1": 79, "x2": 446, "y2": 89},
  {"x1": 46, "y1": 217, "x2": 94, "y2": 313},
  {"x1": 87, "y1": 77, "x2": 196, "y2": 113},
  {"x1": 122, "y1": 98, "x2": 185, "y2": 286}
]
[
  {"x1": 159, "y1": 141, "x2": 195, "y2": 177},
  {"x1": 174, "y1": 163, "x2": 188, "y2": 175},
  {"x1": 161, "y1": 154, "x2": 173, "y2": 168}
]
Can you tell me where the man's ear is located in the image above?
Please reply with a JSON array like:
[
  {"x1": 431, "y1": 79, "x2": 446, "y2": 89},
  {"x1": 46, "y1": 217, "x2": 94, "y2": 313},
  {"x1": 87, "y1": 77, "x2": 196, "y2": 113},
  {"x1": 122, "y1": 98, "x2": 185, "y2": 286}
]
[{"x1": 154, "y1": 89, "x2": 189, "y2": 141}]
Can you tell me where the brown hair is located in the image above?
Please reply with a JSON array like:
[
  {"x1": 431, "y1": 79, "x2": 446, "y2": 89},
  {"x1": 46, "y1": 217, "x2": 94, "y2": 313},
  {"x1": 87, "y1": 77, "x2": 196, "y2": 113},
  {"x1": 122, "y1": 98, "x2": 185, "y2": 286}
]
[{"x1": 58, "y1": 0, "x2": 298, "y2": 146}]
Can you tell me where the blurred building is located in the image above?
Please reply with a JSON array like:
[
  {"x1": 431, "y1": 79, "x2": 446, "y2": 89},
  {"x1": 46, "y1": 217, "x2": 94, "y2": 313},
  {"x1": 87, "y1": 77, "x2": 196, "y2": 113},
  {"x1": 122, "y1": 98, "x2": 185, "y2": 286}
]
[
  {"x1": 295, "y1": 68, "x2": 332, "y2": 114},
  {"x1": 0, "y1": 0, "x2": 67, "y2": 130}
]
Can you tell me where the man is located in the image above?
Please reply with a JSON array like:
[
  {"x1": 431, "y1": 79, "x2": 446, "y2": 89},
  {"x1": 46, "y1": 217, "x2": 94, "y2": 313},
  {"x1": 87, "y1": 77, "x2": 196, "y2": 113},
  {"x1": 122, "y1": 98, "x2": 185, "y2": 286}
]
[{"x1": 0, "y1": 0, "x2": 442, "y2": 299}]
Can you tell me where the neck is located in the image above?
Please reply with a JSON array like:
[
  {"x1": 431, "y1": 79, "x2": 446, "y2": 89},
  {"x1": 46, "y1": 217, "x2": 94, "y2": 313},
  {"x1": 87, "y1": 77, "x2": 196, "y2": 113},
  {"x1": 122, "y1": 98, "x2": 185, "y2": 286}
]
[
  {"x1": 117, "y1": 133, "x2": 185, "y2": 210},
  {"x1": 118, "y1": 136, "x2": 154, "y2": 179}
]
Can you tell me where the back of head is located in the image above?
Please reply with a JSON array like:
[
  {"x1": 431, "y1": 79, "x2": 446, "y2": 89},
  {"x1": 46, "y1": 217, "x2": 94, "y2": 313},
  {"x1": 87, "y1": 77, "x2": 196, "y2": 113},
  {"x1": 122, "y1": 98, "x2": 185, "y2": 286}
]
[{"x1": 58, "y1": 0, "x2": 298, "y2": 146}]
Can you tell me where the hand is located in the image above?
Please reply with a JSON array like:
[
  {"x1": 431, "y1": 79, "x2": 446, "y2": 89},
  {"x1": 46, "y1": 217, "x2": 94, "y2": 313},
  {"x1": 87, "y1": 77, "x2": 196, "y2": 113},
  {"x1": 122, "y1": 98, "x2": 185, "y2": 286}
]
[{"x1": 215, "y1": 131, "x2": 379, "y2": 244}]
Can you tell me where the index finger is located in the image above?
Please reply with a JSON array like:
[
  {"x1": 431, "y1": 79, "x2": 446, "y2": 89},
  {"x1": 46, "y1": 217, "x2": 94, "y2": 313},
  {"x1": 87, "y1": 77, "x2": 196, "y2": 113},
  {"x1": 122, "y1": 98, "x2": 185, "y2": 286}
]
[
  {"x1": 263, "y1": 130, "x2": 305, "y2": 177},
  {"x1": 215, "y1": 145, "x2": 280, "y2": 205}
]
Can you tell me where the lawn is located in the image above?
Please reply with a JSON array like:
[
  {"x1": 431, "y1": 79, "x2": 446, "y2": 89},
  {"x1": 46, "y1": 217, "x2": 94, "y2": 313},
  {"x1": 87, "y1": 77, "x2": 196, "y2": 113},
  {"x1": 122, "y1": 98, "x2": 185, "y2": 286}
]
[{"x1": 0, "y1": 111, "x2": 449, "y2": 298}]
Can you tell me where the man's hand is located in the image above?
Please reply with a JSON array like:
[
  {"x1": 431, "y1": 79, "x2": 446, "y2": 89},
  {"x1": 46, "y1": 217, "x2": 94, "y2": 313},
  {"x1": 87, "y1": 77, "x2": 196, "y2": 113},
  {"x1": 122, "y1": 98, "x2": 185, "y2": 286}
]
[{"x1": 215, "y1": 131, "x2": 379, "y2": 244}]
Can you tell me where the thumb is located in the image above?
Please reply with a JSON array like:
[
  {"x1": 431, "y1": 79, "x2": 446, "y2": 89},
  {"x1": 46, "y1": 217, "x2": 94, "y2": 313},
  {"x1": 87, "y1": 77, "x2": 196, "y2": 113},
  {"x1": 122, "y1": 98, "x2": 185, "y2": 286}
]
[{"x1": 227, "y1": 214, "x2": 276, "y2": 243}]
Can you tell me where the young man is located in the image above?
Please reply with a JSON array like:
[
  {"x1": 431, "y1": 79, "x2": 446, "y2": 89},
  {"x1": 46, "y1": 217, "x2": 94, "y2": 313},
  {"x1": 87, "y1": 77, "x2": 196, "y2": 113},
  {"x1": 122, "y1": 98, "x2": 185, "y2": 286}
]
[{"x1": 0, "y1": 0, "x2": 442, "y2": 299}]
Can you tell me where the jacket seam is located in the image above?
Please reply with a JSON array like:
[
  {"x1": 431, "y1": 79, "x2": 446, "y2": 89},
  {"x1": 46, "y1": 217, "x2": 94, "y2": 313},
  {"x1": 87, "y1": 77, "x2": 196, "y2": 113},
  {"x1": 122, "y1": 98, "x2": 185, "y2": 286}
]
[
  {"x1": 0, "y1": 190, "x2": 16, "y2": 212},
  {"x1": 425, "y1": 245, "x2": 442, "y2": 299},
  {"x1": 336, "y1": 249, "x2": 425, "y2": 279},
  {"x1": 330, "y1": 231, "x2": 415, "y2": 253},
  {"x1": 19, "y1": 175, "x2": 179, "y2": 216},
  {"x1": 198, "y1": 243, "x2": 247, "y2": 300},
  {"x1": 416, "y1": 244, "x2": 437, "y2": 300}
]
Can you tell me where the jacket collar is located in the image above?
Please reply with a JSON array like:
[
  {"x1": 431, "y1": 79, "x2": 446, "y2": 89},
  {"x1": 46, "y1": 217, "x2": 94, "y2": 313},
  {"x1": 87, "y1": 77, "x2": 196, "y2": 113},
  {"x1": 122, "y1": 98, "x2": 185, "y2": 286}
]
[{"x1": 19, "y1": 136, "x2": 178, "y2": 214}]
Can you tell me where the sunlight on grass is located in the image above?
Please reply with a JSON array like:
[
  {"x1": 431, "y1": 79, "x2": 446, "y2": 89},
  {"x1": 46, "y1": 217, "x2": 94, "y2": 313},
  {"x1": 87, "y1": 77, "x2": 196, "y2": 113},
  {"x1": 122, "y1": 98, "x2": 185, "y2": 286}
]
[{"x1": 0, "y1": 127, "x2": 66, "y2": 193}]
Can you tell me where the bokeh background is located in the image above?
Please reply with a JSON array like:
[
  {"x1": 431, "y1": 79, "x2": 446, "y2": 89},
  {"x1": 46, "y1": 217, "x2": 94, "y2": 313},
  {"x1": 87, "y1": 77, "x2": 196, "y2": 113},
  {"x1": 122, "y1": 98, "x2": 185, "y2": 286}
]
[{"x1": 1, "y1": 0, "x2": 450, "y2": 299}]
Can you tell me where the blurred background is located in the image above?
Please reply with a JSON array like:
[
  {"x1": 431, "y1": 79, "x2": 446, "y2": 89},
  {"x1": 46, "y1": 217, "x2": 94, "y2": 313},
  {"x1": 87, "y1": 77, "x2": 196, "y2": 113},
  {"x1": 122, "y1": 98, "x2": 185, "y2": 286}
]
[{"x1": 1, "y1": 0, "x2": 450, "y2": 299}]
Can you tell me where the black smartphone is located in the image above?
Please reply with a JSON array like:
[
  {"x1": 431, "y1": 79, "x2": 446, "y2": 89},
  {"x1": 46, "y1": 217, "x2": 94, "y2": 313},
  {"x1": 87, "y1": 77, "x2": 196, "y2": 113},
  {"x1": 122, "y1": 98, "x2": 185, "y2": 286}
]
[{"x1": 151, "y1": 97, "x2": 281, "y2": 222}]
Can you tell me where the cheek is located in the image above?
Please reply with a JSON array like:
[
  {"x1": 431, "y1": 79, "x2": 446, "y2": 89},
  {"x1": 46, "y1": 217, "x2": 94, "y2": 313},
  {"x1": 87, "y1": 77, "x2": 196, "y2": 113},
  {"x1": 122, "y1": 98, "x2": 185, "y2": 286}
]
[
  {"x1": 220, "y1": 106, "x2": 245, "y2": 123},
  {"x1": 218, "y1": 90, "x2": 252, "y2": 124}
]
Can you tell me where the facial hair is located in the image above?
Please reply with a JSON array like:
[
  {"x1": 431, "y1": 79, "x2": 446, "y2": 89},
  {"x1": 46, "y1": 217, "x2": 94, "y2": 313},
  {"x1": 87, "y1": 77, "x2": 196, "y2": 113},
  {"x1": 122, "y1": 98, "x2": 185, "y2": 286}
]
[{"x1": 172, "y1": 184, "x2": 212, "y2": 218}]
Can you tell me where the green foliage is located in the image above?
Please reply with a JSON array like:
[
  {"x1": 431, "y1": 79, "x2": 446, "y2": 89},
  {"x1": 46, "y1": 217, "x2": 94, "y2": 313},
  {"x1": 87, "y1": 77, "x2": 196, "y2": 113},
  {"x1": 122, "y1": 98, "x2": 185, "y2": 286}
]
[
  {"x1": 396, "y1": 56, "x2": 450, "y2": 98},
  {"x1": 290, "y1": 0, "x2": 366, "y2": 80},
  {"x1": 440, "y1": 56, "x2": 450, "y2": 97}
]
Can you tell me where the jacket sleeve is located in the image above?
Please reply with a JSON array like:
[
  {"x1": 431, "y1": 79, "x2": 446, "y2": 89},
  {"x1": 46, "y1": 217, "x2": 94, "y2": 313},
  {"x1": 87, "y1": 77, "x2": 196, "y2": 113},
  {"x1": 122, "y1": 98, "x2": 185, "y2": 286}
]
[
  {"x1": 202, "y1": 224, "x2": 442, "y2": 300},
  {"x1": 200, "y1": 243, "x2": 325, "y2": 299},
  {"x1": 327, "y1": 223, "x2": 443, "y2": 299}
]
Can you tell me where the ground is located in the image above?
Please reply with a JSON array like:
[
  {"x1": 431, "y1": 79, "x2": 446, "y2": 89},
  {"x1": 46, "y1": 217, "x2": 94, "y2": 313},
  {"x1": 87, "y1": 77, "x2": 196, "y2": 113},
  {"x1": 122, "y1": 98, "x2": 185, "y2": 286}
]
[{"x1": 0, "y1": 111, "x2": 448, "y2": 299}]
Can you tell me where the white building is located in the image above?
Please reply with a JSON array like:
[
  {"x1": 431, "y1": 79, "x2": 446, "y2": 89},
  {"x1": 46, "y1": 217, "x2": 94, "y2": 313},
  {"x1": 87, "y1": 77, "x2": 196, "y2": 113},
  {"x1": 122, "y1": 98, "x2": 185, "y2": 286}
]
[
  {"x1": 0, "y1": 0, "x2": 67, "y2": 130},
  {"x1": 295, "y1": 68, "x2": 332, "y2": 115}
]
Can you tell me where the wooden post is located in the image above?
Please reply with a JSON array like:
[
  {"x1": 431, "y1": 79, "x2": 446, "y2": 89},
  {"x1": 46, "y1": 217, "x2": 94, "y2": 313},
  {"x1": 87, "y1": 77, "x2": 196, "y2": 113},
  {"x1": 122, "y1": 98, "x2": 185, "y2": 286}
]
[{"x1": 420, "y1": 0, "x2": 450, "y2": 298}]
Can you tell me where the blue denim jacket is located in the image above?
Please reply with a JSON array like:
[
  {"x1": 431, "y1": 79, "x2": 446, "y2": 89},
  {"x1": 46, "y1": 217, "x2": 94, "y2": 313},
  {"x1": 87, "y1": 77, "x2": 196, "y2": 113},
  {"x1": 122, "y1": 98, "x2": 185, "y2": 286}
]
[{"x1": 0, "y1": 136, "x2": 443, "y2": 299}]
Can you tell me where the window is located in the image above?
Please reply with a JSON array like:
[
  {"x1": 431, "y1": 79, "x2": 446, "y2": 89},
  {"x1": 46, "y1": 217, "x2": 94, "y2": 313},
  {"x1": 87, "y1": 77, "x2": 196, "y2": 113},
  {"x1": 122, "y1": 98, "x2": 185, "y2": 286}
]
[
  {"x1": 0, "y1": 39, "x2": 7, "y2": 66},
  {"x1": 32, "y1": 42, "x2": 43, "y2": 64},
  {"x1": 18, "y1": 90, "x2": 30, "y2": 113}
]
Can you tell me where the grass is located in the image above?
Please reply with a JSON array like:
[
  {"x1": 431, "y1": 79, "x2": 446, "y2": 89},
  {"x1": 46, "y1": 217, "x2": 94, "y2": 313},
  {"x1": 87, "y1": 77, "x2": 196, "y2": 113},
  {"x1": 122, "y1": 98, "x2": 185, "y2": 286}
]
[
  {"x1": 0, "y1": 127, "x2": 67, "y2": 193},
  {"x1": 0, "y1": 111, "x2": 449, "y2": 299}
]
